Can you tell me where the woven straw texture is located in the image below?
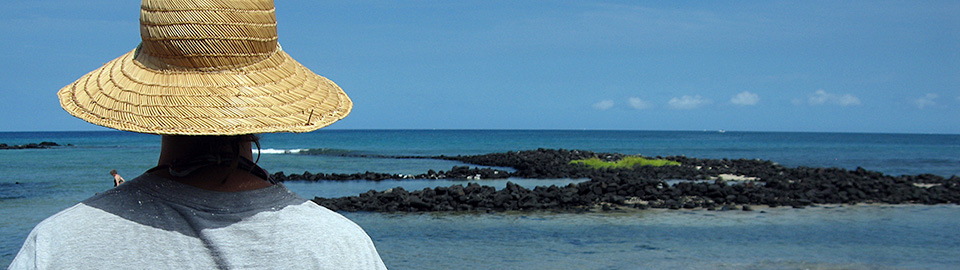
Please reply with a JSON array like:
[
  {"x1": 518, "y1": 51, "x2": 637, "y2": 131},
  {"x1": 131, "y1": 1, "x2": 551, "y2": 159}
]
[{"x1": 58, "y1": 0, "x2": 351, "y2": 135}]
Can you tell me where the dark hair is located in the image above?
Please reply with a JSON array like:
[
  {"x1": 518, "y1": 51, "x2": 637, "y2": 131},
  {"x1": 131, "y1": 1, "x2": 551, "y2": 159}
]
[
  {"x1": 170, "y1": 134, "x2": 261, "y2": 160},
  {"x1": 110, "y1": 169, "x2": 118, "y2": 175},
  {"x1": 165, "y1": 134, "x2": 264, "y2": 183}
]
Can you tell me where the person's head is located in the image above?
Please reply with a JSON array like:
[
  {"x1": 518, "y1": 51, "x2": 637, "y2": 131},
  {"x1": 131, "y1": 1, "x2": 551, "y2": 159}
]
[
  {"x1": 109, "y1": 169, "x2": 118, "y2": 176},
  {"x1": 161, "y1": 135, "x2": 261, "y2": 158}
]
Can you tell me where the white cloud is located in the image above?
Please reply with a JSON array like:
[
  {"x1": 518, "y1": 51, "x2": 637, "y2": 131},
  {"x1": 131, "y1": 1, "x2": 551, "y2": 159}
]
[
  {"x1": 593, "y1": 100, "x2": 614, "y2": 110},
  {"x1": 807, "y1": 90, "x2": 831, "y2": 105},
  {"x1": 806, "y1": 90, "x2": 861, "y2": 106},
  {"x1": 914, "y1": 93, "x2": 938, "y2": 109},
  {"x1": 668, "y1": 95, "x2": 711, "y2": 109},
  {"x1": 730, "y1": 91, "x2": 759, "y2": 106},
  {"x1": 627, "y1": 97, "x2": 653, "y2": 110}
]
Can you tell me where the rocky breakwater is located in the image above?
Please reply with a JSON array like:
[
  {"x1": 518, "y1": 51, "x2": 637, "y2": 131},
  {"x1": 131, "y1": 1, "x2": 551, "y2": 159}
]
[
  {"x1": 308, "y1": 149, "x2": 960, "y2": 212},
  {"x1": 272, "y1": 165, "x2": 512, "y2": 181},
  {"x1": 274, "y1": 149, "x2": 621, "y2": 181},
  {"x1": 0, "y1": 142, "x2": 61, "y2": 150}
]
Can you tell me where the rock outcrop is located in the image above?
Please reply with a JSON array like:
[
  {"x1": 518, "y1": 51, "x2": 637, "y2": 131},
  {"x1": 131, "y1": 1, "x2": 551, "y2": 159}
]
[{"x1": 299, "y1": 149, "x2": 960, "y2": 212}]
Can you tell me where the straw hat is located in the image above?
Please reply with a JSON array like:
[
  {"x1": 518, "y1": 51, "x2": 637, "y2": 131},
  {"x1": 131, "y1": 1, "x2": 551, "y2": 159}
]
[{"x1": 57, "y1": 0, "x2": 351, "y2": 135}]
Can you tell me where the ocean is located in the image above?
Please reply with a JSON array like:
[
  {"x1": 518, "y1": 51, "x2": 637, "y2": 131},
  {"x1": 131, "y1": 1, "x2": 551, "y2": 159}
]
[{"x1": 2, "y1": 130, "x2": 959, "y2": 269}]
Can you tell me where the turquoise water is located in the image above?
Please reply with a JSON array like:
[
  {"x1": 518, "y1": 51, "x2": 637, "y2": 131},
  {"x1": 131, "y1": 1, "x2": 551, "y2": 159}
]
[
  {"x1": 353, "y1": 205, "x2": 960, "y2": 269},
  {"x1": 2, "y1": 130, "x2": 960, "y2": 269}
]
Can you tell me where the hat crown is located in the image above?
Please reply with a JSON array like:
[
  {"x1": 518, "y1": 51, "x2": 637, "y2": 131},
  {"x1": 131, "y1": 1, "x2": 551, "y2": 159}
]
[
  {"x1": 138, "y1": 0, "x2": 278, "y2": 71},
  {"x1": 59, "y1": 0, "x2": 352, "y2": 135}
]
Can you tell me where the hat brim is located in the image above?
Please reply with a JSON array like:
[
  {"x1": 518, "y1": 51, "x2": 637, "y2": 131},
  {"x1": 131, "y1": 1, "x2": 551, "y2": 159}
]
[{"x1": 58, "y1": 46, "x2": 351, "y2": 135}]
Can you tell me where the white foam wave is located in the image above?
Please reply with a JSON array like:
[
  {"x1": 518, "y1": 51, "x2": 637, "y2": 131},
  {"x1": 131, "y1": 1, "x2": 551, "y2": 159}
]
[{"x1": 255, "y1": 148, "x2": 308, "y2": 154}]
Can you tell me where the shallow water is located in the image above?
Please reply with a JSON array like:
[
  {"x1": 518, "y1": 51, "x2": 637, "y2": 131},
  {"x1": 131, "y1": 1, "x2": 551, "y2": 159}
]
[
  {"x1": 3, "y1": 130, "x2": 960, "y2": 268},
  {"x1": 352, "y1": 205, "x2": 960, "y2": 270}
]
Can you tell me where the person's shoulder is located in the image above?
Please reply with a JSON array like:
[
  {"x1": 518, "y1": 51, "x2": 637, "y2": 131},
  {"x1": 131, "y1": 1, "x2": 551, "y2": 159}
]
[
  {"x1": 270, "y1": 201, "x2": 386, "y2": 268},
  {"x1": 27, "y1": 202, "x2": 108, "y2": 238},
  {"x1": 268, "y1": 201, "x2": 373, "y2": 236},
  {"x1": 286, "y1": 201, "x2": 364, "y2": 226},
  {"x1": 11, "y1": 204, "x2": 88, "y2": 269},
  {"x1": 27, "y1": 176, "x2": 156, "y2": 238},
  {"x1": 79, "y1": 176, "x2": 145, "y2": 207}
]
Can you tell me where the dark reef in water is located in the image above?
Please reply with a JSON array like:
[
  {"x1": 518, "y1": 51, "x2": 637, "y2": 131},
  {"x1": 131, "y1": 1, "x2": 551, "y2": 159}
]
[
  {"x1": 0, "y1": 142, "x2": 61, "y2": 150},
  {"x1": 276, "y1": 149, "x2": 960, "y2": 212}
]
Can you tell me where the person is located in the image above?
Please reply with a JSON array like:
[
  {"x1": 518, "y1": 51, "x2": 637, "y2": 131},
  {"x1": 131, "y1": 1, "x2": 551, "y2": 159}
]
[
  {"x1": 109, "y1": 169, "x2": 125, "y2": 187},
  {"x1": 10, "y1": 0, "x2": 387, "y2": 269}
]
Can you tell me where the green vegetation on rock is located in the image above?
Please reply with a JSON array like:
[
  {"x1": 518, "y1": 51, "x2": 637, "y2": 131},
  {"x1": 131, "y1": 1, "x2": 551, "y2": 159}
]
[{"x1": 570, "y1": 156, "x2": 681, "y2": 169}]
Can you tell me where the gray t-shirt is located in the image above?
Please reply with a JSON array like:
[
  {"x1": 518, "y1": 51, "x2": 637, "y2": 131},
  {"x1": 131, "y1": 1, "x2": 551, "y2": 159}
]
[{"x1": 10, "y1": 174, "x2": 386, "y2": 269}]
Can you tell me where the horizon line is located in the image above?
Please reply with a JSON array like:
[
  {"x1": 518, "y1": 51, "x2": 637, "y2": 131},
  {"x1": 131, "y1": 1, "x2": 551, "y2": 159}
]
[{"x1": 1, "y1": 129, "x2": 958, "y2": 136}]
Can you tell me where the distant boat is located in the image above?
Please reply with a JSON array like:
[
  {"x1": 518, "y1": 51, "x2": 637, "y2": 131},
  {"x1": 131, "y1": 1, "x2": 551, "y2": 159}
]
[{"x1": 718, "y1": 130, "x2": 726, "y2": 133}]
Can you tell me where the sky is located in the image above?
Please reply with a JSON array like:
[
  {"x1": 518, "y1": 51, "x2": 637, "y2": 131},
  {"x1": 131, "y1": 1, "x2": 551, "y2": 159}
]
[{"x1": 1, "y1": 0, "x2": 958, "y2": 134}]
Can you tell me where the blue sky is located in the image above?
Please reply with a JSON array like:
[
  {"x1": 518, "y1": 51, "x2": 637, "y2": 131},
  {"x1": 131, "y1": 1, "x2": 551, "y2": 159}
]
[{"x1": 2, "y1": 1, "x2": 958, "y2": 133}]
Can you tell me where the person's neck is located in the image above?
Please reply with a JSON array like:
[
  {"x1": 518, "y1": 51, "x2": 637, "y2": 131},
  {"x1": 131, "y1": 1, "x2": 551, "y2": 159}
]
[{"x1": 153, "y1": 136, "x2": 272, "y2": 192}]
